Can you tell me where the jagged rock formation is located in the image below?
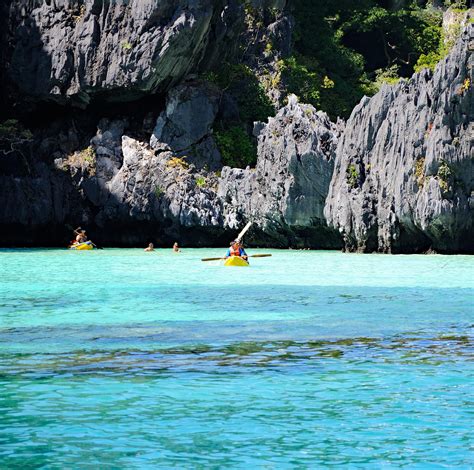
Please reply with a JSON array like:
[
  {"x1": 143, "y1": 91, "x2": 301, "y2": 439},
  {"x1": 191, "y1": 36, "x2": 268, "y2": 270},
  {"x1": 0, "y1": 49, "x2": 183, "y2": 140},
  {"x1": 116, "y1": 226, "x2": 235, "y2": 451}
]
[
  {"x1": 218, "y1": 95, "x2": 342, "y2": 246},
  {"x1": 150, "y1": 82, "x2": 222, "y2": 170},
  {"x1": 0, "y1": 2, "x2": 472, "y2": 252},
  {"x1": 91, "y1": 118, "x2": 128, "y2": 183},
  {"x1": 74, "y1": 96, "x2": 341, "y2": 247},
  {"x1": 325, "y1": 24, "x2": 473, "y2": 253},
  {"x1": 6, "y1": 0, "x2": 244, "y2": 105},
  {"x1": 94, "y1": 136, "x2": 224, "y2": 245}
]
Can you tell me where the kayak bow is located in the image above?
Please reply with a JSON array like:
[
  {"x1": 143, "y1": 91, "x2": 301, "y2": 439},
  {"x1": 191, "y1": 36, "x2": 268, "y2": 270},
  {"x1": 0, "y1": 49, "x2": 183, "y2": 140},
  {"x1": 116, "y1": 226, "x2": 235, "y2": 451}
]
[
  {"x1": 224, "y1": 256, "x2": 249, "y2": 267},
  {"x1": 69, "y1": 241, "x2": 94, "y2": 250}
]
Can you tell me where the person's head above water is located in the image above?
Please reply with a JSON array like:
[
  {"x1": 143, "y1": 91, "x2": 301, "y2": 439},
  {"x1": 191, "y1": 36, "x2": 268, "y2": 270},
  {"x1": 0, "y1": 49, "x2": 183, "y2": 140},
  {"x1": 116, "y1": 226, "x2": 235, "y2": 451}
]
[{"x1": 148, "y1": 243, "x2": 154, "y2": 248}]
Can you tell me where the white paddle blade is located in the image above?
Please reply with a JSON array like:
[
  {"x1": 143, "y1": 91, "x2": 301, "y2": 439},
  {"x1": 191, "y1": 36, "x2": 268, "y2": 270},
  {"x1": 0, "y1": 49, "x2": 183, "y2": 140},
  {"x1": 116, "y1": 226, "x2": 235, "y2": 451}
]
[{"x1": 237, "y1": 221, "x2": 252, "y2": 241}]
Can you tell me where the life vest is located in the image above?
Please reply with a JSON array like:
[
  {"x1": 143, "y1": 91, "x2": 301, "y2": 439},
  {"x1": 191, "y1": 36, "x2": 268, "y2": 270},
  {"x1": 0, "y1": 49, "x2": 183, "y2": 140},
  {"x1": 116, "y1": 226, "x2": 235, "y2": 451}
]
[{"x1": 230, "y1": 246, "x2": 241, "y2": 257}]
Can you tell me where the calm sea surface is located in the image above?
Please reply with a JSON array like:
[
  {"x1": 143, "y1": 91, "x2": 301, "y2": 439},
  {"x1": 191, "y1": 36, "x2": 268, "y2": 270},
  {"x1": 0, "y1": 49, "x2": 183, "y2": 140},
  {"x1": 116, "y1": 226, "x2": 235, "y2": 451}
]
[{"x1": 0, "y1": 248, "x2": 473, "y2": 468}]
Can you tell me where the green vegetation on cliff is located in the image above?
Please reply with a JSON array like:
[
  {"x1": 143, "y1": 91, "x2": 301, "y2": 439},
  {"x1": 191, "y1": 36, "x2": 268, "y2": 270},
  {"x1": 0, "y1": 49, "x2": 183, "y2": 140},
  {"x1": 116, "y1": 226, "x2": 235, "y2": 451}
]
[
  {"x1": 205, "y1": 63, "x2": 274, "y2": 168},
  {"x1": 0, "y1": 119, "x2": 33, "y2": 140},
  {"x1": 215, "y1": 126, "x2": 257, "y2": 168},
  {"x1": 287, "y1": 0, "x2": 467, "y2": 119},
  {"x1": 206, "y1": 0, "x2": 468, "y2": 165}
]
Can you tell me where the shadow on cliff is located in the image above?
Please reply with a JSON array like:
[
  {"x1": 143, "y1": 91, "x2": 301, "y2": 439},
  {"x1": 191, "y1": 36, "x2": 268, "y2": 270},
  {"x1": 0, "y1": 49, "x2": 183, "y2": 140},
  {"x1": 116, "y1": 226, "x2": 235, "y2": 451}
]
[
  {"x1": 0, "y1": 0, "x2": 12, "y2": 121},
  {"x1": 0, "y1": 14, "x2": 172, "y2": 248},
  {"x1": 0, "y1": 14, "x2": 92, "y2": 247}
]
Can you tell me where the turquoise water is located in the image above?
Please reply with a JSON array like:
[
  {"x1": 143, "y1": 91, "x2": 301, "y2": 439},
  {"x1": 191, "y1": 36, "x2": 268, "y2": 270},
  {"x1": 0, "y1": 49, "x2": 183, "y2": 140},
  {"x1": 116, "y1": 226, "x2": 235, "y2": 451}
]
[{"x1": 0, "y1": 248, "x2": 473, "y2": 468}]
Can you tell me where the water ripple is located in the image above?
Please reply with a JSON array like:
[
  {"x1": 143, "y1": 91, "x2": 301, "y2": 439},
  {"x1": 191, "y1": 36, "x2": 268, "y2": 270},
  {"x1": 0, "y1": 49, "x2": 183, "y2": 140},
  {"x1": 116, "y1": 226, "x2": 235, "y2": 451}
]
[{"x1": 0, "y1": 335, "x2": 472, "y2": 378}]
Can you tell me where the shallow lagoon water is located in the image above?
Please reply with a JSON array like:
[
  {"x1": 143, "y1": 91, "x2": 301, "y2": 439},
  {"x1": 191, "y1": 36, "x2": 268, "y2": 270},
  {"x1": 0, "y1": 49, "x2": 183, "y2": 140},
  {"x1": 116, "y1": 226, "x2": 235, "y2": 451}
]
[{"x1": 0, "y1": 248, "x2": 473, "y2": 467}]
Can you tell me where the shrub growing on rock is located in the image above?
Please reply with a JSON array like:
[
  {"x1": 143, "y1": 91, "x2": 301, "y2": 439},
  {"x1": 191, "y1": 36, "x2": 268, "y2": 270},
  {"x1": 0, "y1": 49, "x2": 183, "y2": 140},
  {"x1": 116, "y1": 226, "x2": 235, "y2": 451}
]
[
  {"x1": 62, "y1": 146, "x2": 96, "y2": 176},
  {"x1": 415, "y1": 158, "x2": 426, "y2": 187},
  {"x1": 0, "y1": 119, "x2": 33, "y2": 140},
  {"x1": 166, "y1": 157, "x2": 189, "y2": 170},
  {"x1": 195, "y1": 176, "x2": 206, "y2": 188},
  {"x1": 437, "y1": 160, "x2": 453, "y2": 194},
  {"x1": 215, "y1": 126, "x2": 256, "y2": 168},
  {"x1": 346, "y1": 164, "x2": 359, "y2": 189}
]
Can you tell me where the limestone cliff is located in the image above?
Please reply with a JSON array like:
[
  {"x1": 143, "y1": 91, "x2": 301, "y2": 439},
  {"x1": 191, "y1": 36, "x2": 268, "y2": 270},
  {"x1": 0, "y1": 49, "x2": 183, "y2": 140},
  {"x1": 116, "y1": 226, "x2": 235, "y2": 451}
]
[
  {"x1": 218, "y1": 95, "x2": 342, "y2": 247},
  {"x1": 325, "y1": 23, "x2": 473, "y2": 253},
  {"x1": 0, "y1": 2, "x2": 472, "y2": 252},
  {"x1": 57, "y1": 95, "x2": 340, "y2": 247},
  {"x1": 5, "y1": 0, "x2": 243, "y2": 106}
]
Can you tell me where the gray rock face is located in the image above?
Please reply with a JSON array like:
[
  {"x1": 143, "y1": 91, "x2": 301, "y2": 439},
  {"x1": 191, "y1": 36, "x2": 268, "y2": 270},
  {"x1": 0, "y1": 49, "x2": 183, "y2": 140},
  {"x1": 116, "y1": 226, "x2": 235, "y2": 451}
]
[
  {"x1": 91, "y1": 118, "x2": 127, "y2": 181},
  {"x1": 0, "y1": 159, "x2": 90, "y2": 245},
  {"x1": 106, "y1": 136, "x2": 221, "y2": 225},
  {"x1": 1, "y1": 4, "x2": 472, "y2": 252},
  {"x1": 0, "y1": 164, "x2": 67, "y2": 228},
  {"x1": 325, "y1": 25, "x2": 474, "y2": 253},
  {"x1": 6, "y1": 0, "x2": 243, "y2": 105},
  {"x1": 218, "y1": 95, "x2": 343, "y2": 247},
  {"x1": 48, "y1": 95, "x2": 340, "y2": 247},
  {"x1": 238, "y1": 4, "x2": 293, "y2": 108},
  {"x1": 90, "y1": 135, "x2": 224, "y2": 245},
  {"x1": 150, "y1": 82, "x2": 222, "y2": 170}
]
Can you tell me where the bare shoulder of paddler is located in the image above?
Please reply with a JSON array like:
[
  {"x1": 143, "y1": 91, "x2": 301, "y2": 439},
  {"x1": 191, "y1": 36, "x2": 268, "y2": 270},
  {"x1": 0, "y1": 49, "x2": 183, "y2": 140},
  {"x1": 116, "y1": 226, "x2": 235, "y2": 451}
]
[{"x1": 75, "y1": 229, "x2": 87, "y2": 243}]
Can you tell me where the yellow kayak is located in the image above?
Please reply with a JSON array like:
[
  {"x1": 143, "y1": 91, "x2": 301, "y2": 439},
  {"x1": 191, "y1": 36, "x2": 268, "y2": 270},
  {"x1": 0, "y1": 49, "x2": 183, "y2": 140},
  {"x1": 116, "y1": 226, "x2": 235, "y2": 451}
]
[
  {"x1": 224, "y1": 256, "x2": 249, "y2": 267},
  {"x1": 69, "y1": 241, "x2": 94, "y2": 250}
]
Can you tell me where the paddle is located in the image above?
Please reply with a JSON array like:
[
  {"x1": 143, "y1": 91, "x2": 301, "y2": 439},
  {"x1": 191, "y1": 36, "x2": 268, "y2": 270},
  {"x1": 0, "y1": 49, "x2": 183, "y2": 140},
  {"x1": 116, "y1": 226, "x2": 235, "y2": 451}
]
[
  {"x1": 201, "y1": 254, "x2": 272, "y2": 262},
  {"x1": 236, "y1": 221, "x2": 252, "y2": 241},
  {"x1": 202, "y1": 221, "x2": 258, "y2": 261}
]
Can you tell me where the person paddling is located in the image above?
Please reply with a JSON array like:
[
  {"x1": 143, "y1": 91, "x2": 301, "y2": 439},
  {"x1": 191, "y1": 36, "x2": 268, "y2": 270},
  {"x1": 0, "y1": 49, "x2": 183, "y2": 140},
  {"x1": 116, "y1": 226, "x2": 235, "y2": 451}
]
[
  {"x1": 73, "y1": 227, "x2": 87, "y2": 243},
  {"x1": 225, "y1": 240, "x2": 248, "y2": 262},
  {"x1": 144, "y1": 243, "x2": 154, "y2": 252},
  {"x1": 173, "y1": 242, "x2": 181, "y2": 253}
]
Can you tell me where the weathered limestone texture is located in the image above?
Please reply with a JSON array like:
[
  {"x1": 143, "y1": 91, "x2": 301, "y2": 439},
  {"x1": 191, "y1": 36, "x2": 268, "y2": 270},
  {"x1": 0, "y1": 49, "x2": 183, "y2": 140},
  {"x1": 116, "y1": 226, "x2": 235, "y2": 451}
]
[{"x1": 325, "y1": 25, "x2": 473, "y2": 253}]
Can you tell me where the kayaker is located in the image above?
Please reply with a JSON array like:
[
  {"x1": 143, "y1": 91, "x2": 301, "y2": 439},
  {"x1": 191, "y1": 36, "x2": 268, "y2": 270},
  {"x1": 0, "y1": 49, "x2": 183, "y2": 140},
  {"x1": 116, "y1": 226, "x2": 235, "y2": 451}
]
[
  {"x1": 173, "y1": 242, "x2": 180, "y2": 253},
  {"x1": 144, "y1": 243, "x2": 154, "y2": 252},
  {"x1": 225, "y1": 240, "x2": 248, "y2": 261},
  {"x1": 75, "y1": 229, "x2": 87, "y2": 243}
]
